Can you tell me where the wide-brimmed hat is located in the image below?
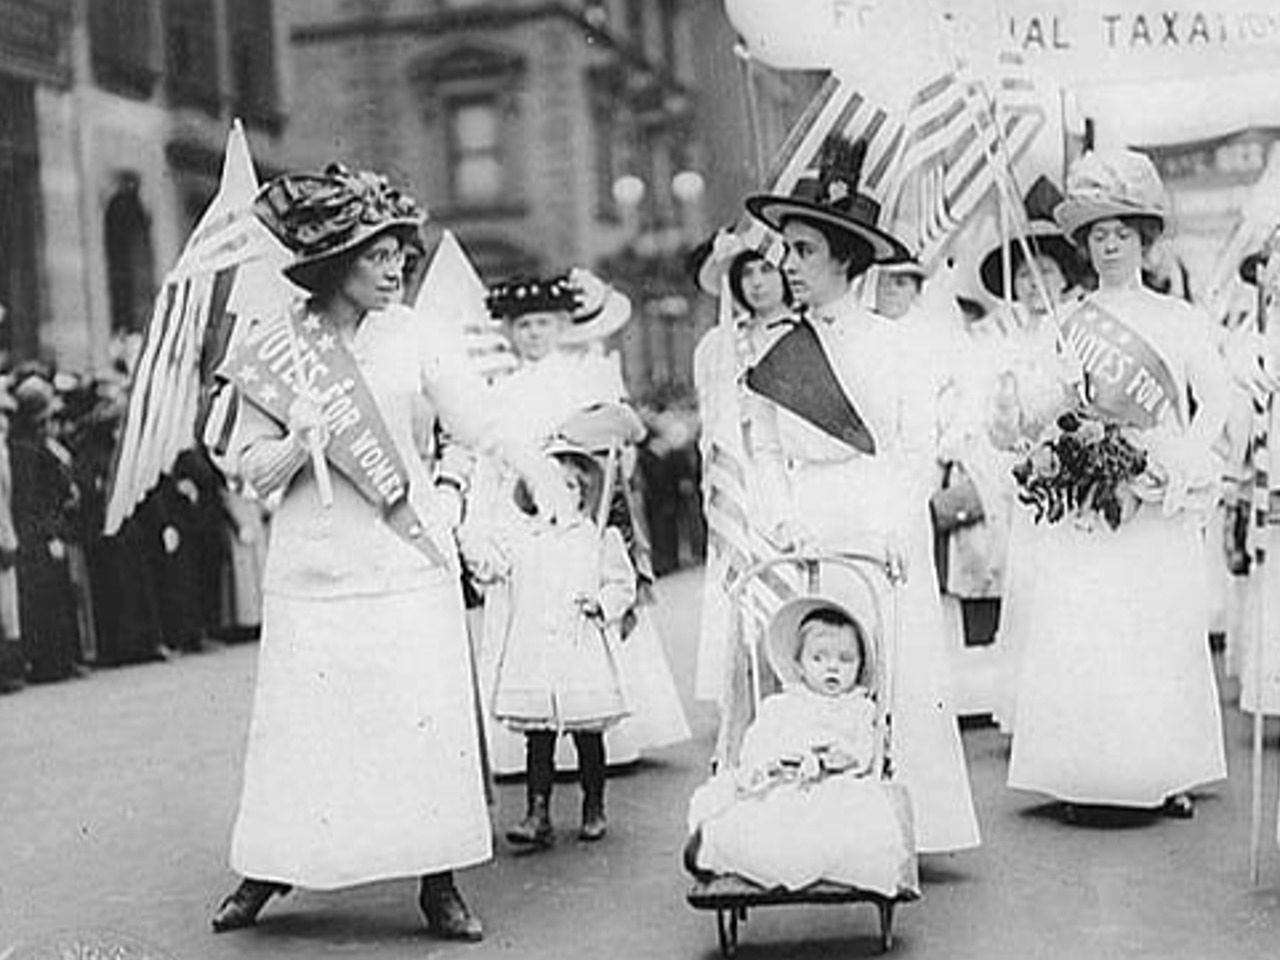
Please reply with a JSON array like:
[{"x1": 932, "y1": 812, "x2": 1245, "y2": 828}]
[
  {"x1": 560, "y1": 292, "x2": 632, "y2": 345},
  {"x1": 254, "y1": 163, "x2": 426, "y2": 291},
  {"x1": 513, "y1": 438, "x2": 605, "y2": 517},
  {"x1": 554, "y1": 402, "x2": 646, "y2": 452},
  {"x1": 766, "y1": 592, "x2": 880, "y2": 691},
  {"x1": 981, "y1": 176, "x2": 1090, "y2": 297},
  {"x1": 746, "y1": 135, "x2": 911, "y2": 265},
  {"x1": 1053, "y1": 149, "x2": 1166, "y2": 239}
]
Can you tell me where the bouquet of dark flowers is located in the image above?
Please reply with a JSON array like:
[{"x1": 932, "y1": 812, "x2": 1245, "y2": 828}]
[{"x1": 1012, "y1": 409, "x2": 1149, "y2": 530}]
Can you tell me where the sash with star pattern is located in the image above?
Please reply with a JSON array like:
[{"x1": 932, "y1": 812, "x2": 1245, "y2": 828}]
[
  {"x1": 217, "y1": 305, "x2": 449, "y2": 567},
  {"x1": 1059, "y1": 300, "x2": 1184, "y2": 430}
]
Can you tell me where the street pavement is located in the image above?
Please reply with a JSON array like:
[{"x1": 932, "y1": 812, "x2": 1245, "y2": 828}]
[{"x1": 4, "y1": 567, "x2": 1280, "y2": 959}]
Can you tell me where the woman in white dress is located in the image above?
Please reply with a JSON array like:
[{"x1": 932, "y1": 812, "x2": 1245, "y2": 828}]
[
  {"x1": 692, "y1": 232, "x2": 796, "y2": 709},
  {"x1": 468, "y1": 273, "x2": 689, "y2": 782},
  {"x1": 741, "y1": 137, "x2": 981, "y2": 854},
  {"x1": 973, "y1": 182, "x2": 1092, "y2": 731},
  {"x1": 210, "y1": 164, "x2": 572, "y2": 939},
  {"x1": 1005, "y1": 150, "x2": 1229, "y2": 817}
]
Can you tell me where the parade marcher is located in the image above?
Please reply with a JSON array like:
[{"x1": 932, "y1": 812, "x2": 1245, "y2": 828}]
[
  {"x1": 210, "y1": 163, "x2": 574, "y2": 940},
  {"x1": 9, "y1": 373, "x2": 83, "y2": 684},
  {"x1": 741, "y1": 135, "x2": 981, "y2": 853},
  {"x1": 692, "y1": 230, "x2": 796, "y2": 708},
  {"x1": 487, "y1": 442, "x2": 636, "y2": 846},
  {"x1": 217, "y1": 479, "x2": 269, "y2": 644},
  {"x1": 1005, "y1": 150, "x2": 1228, "y2": 817},
  {"x1": 973, "y1": 177, "x2": 1093, "y2": 730},
  {"x1": 0, "y1": 382, "x2": 23, "y2": 693},
  {"x1": 469, "y1": 271, "x2": 689, "y2": 777}
]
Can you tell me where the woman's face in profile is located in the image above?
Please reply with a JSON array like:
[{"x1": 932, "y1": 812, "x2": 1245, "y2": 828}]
[
  {"x1": 740, "y1": 258, "x2": 786, "y2": 316},
  {"x1": 510, "y1": 311, "x2": 566, "y2": 362},
  {"x1": 781, "y1": 220, "x2": 848, "y2": 309},
  {"x1": 339, "y1": 235, "x2": 405, "y2": 313}
]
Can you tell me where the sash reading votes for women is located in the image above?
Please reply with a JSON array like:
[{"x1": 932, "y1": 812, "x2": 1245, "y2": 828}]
[
  {"x1": 217, "y1": 306, "x2": 450, "y2": 567},
  {"x1": 1059, "y1": 300, "x2": 1184, "y2": 431}
]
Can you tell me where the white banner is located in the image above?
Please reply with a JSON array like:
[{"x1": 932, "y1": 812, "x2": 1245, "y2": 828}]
[{"x1": 726, "y1": 0, "x2": 1280, "y2": 85}]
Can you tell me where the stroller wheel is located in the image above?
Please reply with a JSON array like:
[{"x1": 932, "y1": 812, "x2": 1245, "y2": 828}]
[
  {"x1": 877, "y1": 900, "x2": 896, "y2": 952},
  {"x1": 716, "y1": 907, "x2": 740, "y2": 958}
]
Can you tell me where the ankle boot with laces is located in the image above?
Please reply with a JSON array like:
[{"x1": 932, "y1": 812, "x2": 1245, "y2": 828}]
[{"x1": 210, "y1": 878, "x2": 292, "y2": 932}]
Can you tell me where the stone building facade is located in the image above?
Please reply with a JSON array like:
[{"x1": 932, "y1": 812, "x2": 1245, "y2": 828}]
[{"x1": 0, "y1": 0, "x2": 296, "y2": 371}]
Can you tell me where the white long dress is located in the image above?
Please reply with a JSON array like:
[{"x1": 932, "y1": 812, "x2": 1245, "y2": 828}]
[
  {"x1": 750, "y1": 295, "x2": 981, "y2": 854},
  {"x1": 1006, "y1": 288, "x2": 1228, "y2": 806},
  {"x1": 227, "y1": 305, "x2": 500, "y2": 890},
  {"x1": 692, "y1": 317, "x2": 793, "y2": 706},
  {"x1": 474, "y1": 350, "x2": 690, "y2": 774}
]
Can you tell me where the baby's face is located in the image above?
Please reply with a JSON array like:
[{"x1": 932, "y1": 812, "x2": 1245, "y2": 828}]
[{"x1": 798, "y1": 625, "x2": 862, "y2": 697}]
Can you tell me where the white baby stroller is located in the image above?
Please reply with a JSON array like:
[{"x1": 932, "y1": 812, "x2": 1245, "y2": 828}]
[{"x1": 685, "y1": 551, "x2": 920, "y2": 955}]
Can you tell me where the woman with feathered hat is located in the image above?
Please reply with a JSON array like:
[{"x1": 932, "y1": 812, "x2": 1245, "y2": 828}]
[
  {"x1": 210, "y1": 164, "x2": 574, "y2": 940},
  {"x1": 1005, "y1": 150, "x2": 1228, "y2": 818},
  {"x1": 740, "y1": 136, "x2": 981, "y2": 854}
]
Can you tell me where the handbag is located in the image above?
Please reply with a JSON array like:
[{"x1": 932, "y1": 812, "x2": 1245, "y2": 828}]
[{"x1": 930, "y1": 463, "x2": 985, "y2": 534}]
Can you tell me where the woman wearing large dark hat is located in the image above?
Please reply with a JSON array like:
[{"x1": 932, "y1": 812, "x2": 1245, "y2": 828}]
[
  {"x1": 738, "y1": 136, "x2": 980, "y2": 854},
  {"x1": 211, "y1": 163, "x2": 573, "y2": 939},
  {"x1": 1005, "y1": 149, "x2": 1228, "y2": 818}
]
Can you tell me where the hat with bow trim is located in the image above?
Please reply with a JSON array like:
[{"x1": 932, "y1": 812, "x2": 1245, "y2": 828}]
[
  {"x1": 766, "y1": 595, "x2": 879, "y2": 691},
  {"x1": 254, "y1": 163, "x2": 426, "y2": 291},
  {"x1": 980, "y1": 175, "x2": 1091, "y2": 298},
  {"x1": 1053, "y1": 149, "x2": 1167, "y2": 240},
  {"x1": 745, "y1": 135, "x2": 911, "y2": 265}
]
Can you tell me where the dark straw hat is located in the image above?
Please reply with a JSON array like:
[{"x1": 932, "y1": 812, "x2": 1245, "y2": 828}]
[
  {"x1": 485, "y1": 274, "x2": 581, "y2": 321},
  {"x1": 254, "y1": 163, "x2": 425, "y2": 291},
  {"x1": 979, "y1": 176, "x2": 1088, "y2": 298},
  {"x1": 746, "y1": 135, "x2": 911, "y2": 264}
]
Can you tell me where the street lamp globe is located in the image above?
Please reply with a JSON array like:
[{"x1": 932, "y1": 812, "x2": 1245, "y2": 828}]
[
  {"x1": 612, "y1": 175, "x2": 646, "y2": 209},
  {"x1": 672, "y1": 170, "x2": 705, "y2": 204}
]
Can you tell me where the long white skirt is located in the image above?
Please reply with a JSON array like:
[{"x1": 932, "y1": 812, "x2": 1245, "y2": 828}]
[
  {"x1": 230, "y1": 583, "x2": 492, "y2": 889},
  {"x1": 789, "y1": 459, "x2": 981, "y2": 853},
  {"x1": 1007, "y1": 508, "x2": 1226, "y2": 806}
]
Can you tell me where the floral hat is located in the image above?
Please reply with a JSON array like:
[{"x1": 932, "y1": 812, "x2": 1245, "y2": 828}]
[
  {"x1": 979, "y1": 175, "x2": 1090, "y2": 298},
  {"x1": 766, "y1": 593, "x2": 879, "y2": 691},
  {"x1": 1053, "y1": 149, "x2": 1167, "y2": 240},
  {"x1": 745, "y1": 135, "x2": 912, "y2": 265},
  {"x1": 485, "y1": 274, "x2": 581, "y2": 321},
  {"x1": 254, "y1": 163, "x2": 426, "y2": 291}
]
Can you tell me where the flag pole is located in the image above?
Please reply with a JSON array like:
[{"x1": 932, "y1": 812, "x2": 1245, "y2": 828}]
[
  {"x1": 284, "y1": 307, "x2": 335, "y2": 508},
  {"x1": 1249, "y1": 233, "x2": 1280, "y2": 884}
]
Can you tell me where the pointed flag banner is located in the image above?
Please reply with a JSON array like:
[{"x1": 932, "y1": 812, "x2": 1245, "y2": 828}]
[
  {"x1": 413, "y1": 230, "x2": 517, "y2": 382},
  {"x1": 103, "y1": 121, "x2": 293, "y2": 535}
]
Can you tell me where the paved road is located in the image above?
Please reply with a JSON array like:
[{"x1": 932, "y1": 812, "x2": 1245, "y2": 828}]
[{"x1": 3, "y1": 568, "x2": 1280, "y2": 959}]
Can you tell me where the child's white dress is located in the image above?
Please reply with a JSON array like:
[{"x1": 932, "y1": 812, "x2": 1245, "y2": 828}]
[{"x1": 688, "y1": 686, "x2": 914, "y2": 894}]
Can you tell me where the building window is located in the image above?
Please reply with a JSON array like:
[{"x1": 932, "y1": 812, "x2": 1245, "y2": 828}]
[
  {"x1": 90, "y1": 0, "x2": 159, "y2": 98},
  {"x1": 104, "y1": 174, "x2": 157, "y2": 335},
  {"x1": 625, "y1": 0, "x2": 645, "y2": 49},
  {"x1": 659, "y1": 0, "x2": 679, "y2": 71},
  {"x1": 164, "y1": 0, "x2": 221, "y2": 114},
  {"x1": 447, "y1": 97, "x2": 504, "y2": 207},
  {"x1": 592, "y1": 100, "x2": 618, "y2": 220},
  {"x1": 0, "y1": 75, "x2": 42, "y2": 360},
  {"x1": 227, "y1": 0, "x2": 279, "y2": 127}
]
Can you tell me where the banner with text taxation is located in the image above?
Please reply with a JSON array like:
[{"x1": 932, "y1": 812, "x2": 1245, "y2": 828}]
[
  {"x1": 1059, "y1": 300, "x2": 1183, "y2": 429},
  {"x1": 727, "y1": 0, "x2": 1280, "y2": 85},
  {"x1": 217, "y1": 306, "x2": 450, "y2": 566}
]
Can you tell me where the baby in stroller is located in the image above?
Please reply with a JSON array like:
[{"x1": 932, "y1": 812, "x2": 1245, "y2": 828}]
[{"x1": 685, "y1": 595, "x2": 918, "y2": 897}]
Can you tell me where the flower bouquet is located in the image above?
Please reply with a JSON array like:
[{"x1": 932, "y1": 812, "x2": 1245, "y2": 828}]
[{"x1": 1012, "y1": 409, "x2": 1149, "y2": 530}]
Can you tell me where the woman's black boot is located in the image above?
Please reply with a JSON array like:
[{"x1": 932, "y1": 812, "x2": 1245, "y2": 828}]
[
  {"x1": 419, "y1": 871, "x2": 483, "y2": 941},
  {"x1": 210, "y1": 878, "x2": 292, "y2": 932}
]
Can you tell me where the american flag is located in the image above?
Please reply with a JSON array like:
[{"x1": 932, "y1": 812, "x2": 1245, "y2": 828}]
[
  {"x1": 735, "y1": 72, "x2": 906, "y2": 263},
  {"x1": 104, "y1": 121, "x2": 292, "y2": 535},
  {"x1": 889, "y1": 49, "x2": 1049, "y2": 266}
]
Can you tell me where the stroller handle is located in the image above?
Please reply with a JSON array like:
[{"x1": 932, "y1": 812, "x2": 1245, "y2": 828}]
[{"x1": 727, "y1": 549, "x2": 905, "y2": 606}]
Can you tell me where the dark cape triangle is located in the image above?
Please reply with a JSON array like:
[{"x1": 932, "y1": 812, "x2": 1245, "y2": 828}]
[{"x1": 745, "y1": 319, "x2": 876, "y2": 456}]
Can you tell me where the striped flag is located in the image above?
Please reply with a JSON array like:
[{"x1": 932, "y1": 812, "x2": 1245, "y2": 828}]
[
  {"x1": 735, "y1": 72, "x2": 906, "y2": 263},
  {"x1": 104, "y1": 121, "x2": 292, "y2": 535},
  {"x1": 889, "y1": 49, "x2": 1048, "y2": 266},
  {"x1": 412, "y1": 230, "x2": 517, "y2": 382}
]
